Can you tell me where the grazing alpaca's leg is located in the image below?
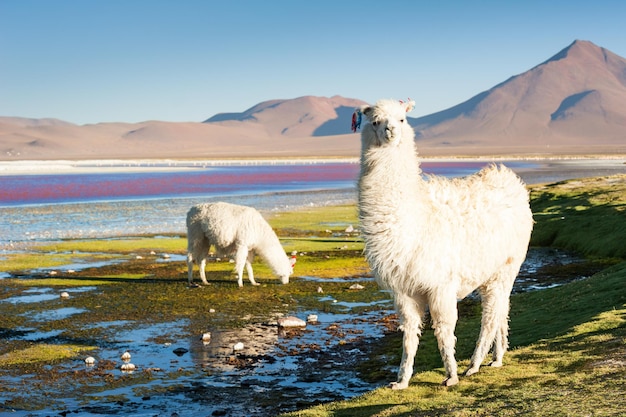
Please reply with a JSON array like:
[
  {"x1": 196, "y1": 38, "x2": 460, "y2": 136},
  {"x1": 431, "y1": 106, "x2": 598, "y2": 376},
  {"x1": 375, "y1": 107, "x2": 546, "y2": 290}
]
[
  {"x1": 245, "y1": 251, "x2": 259, "y2": 286},
  {"x1": 188, "y1": 235, "x2": 211, "y2": 285},
  {"x1": 429, "y1": 291, "x2": 460, "y2": 386},
  {"x1": 465, "y1": 275, "x2": 514, "y2": 376},
  {"x1": 390, "y1": 293, "x2": 426, "y2": 390}
]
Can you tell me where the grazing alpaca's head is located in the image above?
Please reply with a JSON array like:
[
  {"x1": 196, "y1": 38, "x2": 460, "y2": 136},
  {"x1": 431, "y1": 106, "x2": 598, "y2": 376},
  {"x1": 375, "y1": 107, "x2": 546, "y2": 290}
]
[{"x1": 359, "y1": 99, "x2": 415, "y2": 148}]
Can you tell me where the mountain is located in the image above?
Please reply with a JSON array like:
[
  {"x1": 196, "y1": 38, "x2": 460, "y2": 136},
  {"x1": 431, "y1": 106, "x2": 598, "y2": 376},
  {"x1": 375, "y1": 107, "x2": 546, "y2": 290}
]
[
  {"x1": 1, "y1": 40, "x2": 626, "y2": 160},
  {"x1": 0, "y1": 96, "x2": 365, "y2": 160},
  {"x1": 204, "y1": 95, "x2": 367, "y2": 137},
  {"x1": 411, "y1": 40, "x2": 626, "y2": 152}
]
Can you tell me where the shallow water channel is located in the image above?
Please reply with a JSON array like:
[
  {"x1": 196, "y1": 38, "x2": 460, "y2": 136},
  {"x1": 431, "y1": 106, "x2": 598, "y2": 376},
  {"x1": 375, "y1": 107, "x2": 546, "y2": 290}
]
[{"x1": 0, "y1": 247, "x2": 594, "y2": 417}]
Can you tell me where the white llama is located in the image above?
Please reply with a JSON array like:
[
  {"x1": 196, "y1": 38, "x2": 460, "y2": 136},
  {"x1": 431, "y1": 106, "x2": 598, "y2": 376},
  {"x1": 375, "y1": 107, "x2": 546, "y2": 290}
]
[
  {"x1": 186, "y1": 202, "x2": 295, "y2": 287},
  {"x1": 357, "y1": 99, "x2": 533, "y2": 389}
]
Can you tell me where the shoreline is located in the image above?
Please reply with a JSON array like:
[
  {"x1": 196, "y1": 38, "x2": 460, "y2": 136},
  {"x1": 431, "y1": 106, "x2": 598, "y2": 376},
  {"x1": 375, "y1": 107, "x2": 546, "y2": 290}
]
[{"x1": 1, "y1": 155, "x2": 625, "y2": 175}]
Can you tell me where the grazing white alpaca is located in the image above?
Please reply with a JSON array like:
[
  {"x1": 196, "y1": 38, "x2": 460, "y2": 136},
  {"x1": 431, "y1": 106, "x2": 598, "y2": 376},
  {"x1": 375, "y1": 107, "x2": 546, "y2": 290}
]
[
  {"x1": 186, "y1": 202, "x2": 295, "y2": 287},
  {"x1": 357, "y1": 99, "x2": 533, "y2": 389}
]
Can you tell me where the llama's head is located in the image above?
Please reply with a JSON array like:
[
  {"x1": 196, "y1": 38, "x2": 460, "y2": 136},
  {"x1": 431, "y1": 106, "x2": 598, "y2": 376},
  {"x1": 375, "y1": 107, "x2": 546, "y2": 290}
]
[
  {"x1": 359, "y1": 99, "x2": 415, "y2": 149},
  {"x1": 275, "y1": 253, "x2": 296, "y2": 284}
]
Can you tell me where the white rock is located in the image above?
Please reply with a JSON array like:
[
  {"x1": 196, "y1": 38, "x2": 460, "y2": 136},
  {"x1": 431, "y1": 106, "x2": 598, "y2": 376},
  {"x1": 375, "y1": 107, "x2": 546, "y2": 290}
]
[
  {"x1": 135, "y1": 255, "x2": 143, "y2": 260},
  {"x1": 202, "y1": 332, "x2": 212, "y2": 342},
  {"x1": 349, "y1": 284, "x2": 365, "y2": 290},
  {"x1": 60, "y1": 292, "x2": 70, "y2": 299},
  {"x1": 121, "y1": 351, "x2": 131, "y2": 361},
  {"x1": 345, "y1": 225, "x2": 354, "y2": 233},
  {"x1": 233, "y1": 342, "x2": 245, "y2": 351},
  {"x1": 84, "y1": 356, "x2": 95, "y2": 365},
  {"x1": 209, "y1": 308, "x2": 216, "y2": 313},
  {"x1": 317, "y1": 286, "x2": 324, "y2": 293},
  {"x1": 306, "y1": 314, "x2": 318, "y2": 323},
  {"x1": 278, "y1": 316, "x2": 307, "y2": 328},
  {"x1": 120, "y1": 363, "x2": 136, "y2": 372}
]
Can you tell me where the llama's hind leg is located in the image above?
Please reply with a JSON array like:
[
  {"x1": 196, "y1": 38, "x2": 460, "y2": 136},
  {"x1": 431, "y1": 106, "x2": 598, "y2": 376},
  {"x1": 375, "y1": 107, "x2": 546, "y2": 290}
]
[
  {"x1": 465, "y1": 284, "x2": 511, "y2": 376},
  {"x1": 489, "y1": 301, "x2": 511, "y2": 368},
  {"x1": 390, "y1": 293, "x2": 425, "y2": 390},
  {"x1": 429, "y1": 292, "x2": 460, "y2": 386},
  {"x1": 188, "y1": 237, "x2": 210, "y2": 286}
]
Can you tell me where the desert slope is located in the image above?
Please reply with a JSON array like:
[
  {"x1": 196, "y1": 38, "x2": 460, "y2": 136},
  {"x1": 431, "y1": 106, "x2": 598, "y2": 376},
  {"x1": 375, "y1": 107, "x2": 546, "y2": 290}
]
[{"x1": 411, "y1": 40, "x2": 626, "y2": 152}]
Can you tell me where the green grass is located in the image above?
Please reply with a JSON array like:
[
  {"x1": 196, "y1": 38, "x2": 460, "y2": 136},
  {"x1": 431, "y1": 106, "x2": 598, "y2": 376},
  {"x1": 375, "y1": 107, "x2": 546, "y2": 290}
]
[
  {"x1": 530, "y1": 174, "x2": 626, "y2": 258},
  {"x1": 0, "y1": 344, "x2": 96, "y2": 366}
]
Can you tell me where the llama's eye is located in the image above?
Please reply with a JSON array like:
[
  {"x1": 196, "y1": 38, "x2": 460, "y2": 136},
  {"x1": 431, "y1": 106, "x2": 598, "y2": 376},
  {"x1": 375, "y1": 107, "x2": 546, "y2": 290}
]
[
  {"x1": 373, "y1": 121, "x2": 379, "y2": 126},
  {"x1": 400, "y1": 119, "x2": 405, "y2": 123}
]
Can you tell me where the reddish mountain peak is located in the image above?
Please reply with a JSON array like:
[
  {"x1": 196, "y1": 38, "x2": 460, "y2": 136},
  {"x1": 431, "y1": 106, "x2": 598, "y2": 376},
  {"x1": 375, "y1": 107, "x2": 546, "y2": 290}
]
[
  {"x1": 545, "y1": 39, "x2": 598, "y2": 62},
  {"x1": 411, "y1": 40, "x2": 626, "y2": 147}
]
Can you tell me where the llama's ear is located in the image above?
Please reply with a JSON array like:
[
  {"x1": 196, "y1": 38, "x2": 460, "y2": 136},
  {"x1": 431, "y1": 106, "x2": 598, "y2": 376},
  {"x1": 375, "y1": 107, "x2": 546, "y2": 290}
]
[
  {"x1": 360, "y1": 105, "x2": 373, "y2": 119},
  {"x1": 405, "y1": 100, "x2": 415, "y2": 113}
]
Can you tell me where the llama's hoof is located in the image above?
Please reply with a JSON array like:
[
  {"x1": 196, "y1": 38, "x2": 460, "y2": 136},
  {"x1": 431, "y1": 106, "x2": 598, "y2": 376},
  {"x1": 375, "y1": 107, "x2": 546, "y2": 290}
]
[
  {"x1": 464, "y1": 366, "x2": 480, "y2": 377},
  {"x1": 488, "y1": 360, "x2": 503, "y2": 368},
  {"x1": 389, "y1": 381, "x2": 408, "y2": 390},
  {"x1": 251, "y1": 282, "x2": 261, "y2": 286},
  {"x1": 442, "y1": 376, "x2": 459, "y2": 387}
]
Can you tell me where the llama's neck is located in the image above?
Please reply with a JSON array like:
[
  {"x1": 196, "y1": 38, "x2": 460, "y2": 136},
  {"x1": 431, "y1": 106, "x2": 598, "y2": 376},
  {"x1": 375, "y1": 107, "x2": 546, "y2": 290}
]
[
  {"x1": 358, "y1": 143, "x2": 424, "y2": 217},
  {"x1": 256, "y1": 234, "x2": 290, "y2": 275},
  {"x1": 358, "y1": 141, "x2": 427, "y2": 288}
]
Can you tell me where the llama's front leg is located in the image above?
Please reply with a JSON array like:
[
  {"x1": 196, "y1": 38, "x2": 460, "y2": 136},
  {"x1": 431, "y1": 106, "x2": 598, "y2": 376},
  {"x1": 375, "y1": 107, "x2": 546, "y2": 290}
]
[
  {"x1": 245, "y1": 252, "x2": 259, "y2": 286},
  {"x1": 233, "y1": 245, "x2": 249, "y2": 287},
  {"x1": 390, "y1": 293, "x2": 425, "y2": 390},
  {"x1": 198, "y1": 257, "x2": 209, "y2": 285},
  {"x1": 187, "y1": 253, "x2": 195, "y2": 285},
  {"x1": 430, "y1": 293, "x2": 459, "y2": 386}
]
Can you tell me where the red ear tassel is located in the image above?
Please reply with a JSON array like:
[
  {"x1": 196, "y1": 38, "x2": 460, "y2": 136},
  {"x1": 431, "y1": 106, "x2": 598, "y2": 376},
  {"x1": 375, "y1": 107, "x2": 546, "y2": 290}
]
[{"x1": 351, "y1": 110, "x2": 362, "y2": 132}]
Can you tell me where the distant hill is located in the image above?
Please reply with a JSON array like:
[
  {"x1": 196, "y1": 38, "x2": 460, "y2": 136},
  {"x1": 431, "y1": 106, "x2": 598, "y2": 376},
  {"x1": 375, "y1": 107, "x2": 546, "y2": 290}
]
[
  {"x1": 1, "y1": 40, "x2": 625, "y2": 160},
  {"x1": 411, "y1": 40, "x2": 626, "y2": 151},
  {"x1": 204, "y1": 95, "x2": 367, "y2": 137},
  {"x1": 0, "y1": 96, "x2": 365, "y2": 160}
]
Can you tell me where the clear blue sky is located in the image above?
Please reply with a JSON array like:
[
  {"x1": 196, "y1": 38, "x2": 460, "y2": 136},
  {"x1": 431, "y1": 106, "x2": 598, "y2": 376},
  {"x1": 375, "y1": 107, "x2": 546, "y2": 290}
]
[{"x1": 1, "y1": 0, "x2": 625, "y2": 125}]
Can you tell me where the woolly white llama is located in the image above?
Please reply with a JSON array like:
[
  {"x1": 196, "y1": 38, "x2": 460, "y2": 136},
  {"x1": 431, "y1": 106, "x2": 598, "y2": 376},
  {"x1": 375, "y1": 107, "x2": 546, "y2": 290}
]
[
  {"x1": 357, "y1": 99, "x2": 533, "y2": 389},
  {"x1": 186, "y1": 202, "x2": 295, "y2": 287}
]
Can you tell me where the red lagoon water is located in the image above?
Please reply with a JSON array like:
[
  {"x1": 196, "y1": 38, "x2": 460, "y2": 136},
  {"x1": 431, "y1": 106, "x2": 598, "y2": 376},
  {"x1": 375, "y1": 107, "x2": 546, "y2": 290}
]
[
  {"x1": 0, "y1": 161, "x2": 533, "y2": 207},
  {"x1": 0, "y1": 163, "x2": 360, "y2": 206}
]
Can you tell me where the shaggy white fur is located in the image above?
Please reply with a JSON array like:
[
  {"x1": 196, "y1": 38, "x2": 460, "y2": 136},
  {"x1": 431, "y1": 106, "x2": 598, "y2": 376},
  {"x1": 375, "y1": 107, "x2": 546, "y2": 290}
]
[
  {"x1": 186, "y1": 202, "x2": 294, "y2": 287},
  {"x1": 357, "y1": 99, "x2": 533, "y2": 389}
]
